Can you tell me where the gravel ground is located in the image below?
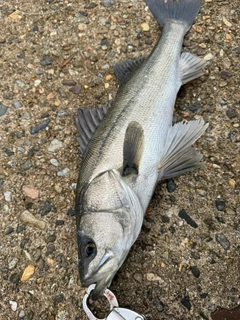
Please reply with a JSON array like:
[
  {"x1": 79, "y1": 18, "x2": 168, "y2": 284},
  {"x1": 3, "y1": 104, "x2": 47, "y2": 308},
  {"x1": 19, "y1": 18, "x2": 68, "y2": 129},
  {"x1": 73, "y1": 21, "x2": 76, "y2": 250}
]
[{"x1": 0, "y1": 0, "x2": 239, "y2": 319}]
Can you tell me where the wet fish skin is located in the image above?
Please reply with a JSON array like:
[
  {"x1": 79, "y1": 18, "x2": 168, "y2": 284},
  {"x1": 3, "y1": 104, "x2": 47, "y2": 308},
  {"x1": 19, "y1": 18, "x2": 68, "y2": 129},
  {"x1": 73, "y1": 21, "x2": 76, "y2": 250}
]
[{"x1": 75, "y1": 0, "x2": 208, "y2": 300}]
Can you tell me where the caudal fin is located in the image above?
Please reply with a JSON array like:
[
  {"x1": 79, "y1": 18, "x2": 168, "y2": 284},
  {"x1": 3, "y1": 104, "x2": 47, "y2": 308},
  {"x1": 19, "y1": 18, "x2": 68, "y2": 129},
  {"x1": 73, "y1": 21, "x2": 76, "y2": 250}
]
[{"x1": 144, "y1": 0, "x2": 201, "y2": 32}]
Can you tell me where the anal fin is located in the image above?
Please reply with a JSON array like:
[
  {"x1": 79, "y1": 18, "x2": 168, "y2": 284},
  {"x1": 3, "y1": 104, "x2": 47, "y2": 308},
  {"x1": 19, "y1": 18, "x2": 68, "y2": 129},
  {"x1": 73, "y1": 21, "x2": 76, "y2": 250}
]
[
  {"x1": 158, "y1": 120, "x2": 208, "y2": 181},
  {"x1": 122, "y1": 121, "x2": 144, "y2": 176},
  {"x1": 74, "y1": 103, "x2": 111, "y2": 157}
]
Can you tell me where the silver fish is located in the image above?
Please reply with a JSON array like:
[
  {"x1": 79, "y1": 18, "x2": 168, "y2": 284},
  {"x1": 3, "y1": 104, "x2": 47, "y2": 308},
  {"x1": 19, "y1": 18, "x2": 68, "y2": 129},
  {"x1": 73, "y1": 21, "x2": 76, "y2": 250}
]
[{"x1": 75, "y1": 0, "x2": 208, "y2": 300}]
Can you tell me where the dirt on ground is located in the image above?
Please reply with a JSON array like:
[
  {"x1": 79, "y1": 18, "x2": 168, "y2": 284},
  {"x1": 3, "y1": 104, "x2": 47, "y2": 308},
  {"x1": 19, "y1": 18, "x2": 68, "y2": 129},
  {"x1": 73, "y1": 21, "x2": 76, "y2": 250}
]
[{"x1": 0, "y1": 0, "x2": 239, "y2": 319}]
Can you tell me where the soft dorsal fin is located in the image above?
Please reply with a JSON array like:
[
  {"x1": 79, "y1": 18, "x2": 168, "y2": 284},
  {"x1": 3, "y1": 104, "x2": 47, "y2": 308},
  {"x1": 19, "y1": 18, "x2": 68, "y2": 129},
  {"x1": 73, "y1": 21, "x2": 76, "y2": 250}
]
[
  {"x1": 114, "y1": 56, "x2": 146, "y2": 85},
  {"x1": 180, "y1": 52, "x2": 207, "y2": 84},
  {"x1": 122, "y1": 121, "x2": 144, "y2": 176},
  {"x1": 74, "y1": 103, "x2": 111, "y2": 157}
]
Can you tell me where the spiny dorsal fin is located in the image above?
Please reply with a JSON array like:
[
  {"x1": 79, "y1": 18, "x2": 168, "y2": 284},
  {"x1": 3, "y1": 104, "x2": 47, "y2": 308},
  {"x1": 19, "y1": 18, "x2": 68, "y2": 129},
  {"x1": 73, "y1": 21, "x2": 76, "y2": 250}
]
[
  {"x1": 122, "y1": 121, "x2": 144, "y2": 176},
  {"x1": 180, "y1": 52, "x2": 207, "y2": 84},
  {"x1": 114, "y1": 57, "x2": 146, "y2": 85},
  {"x1": 74, "y1": 103, "x2": 111, "y2": 157}
]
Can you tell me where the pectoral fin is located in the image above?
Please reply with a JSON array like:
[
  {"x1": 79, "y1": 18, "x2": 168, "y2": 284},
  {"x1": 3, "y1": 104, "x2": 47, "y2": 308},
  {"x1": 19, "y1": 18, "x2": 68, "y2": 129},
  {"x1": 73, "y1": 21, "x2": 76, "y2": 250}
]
[
  {"x1": 180, "y1": 52, "x2": 207, "y2": 84},
  {"x1": 74, "y1": 103, "x2": 111, "y2": 157},
  {"x1": 122, "y1": 121, "x2": 144, "y2": 176},
  {"x1": 158, "y1": 120, "x2": 208, "y2": 181},
  {"x1": 114, "y1": 57, "x2": 146, "y2": 85}
]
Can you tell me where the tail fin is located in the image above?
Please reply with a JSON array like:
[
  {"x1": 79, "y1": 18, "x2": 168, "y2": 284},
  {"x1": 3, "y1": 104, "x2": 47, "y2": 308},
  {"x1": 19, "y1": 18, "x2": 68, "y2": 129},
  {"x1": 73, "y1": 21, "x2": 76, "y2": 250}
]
[{"x1": 144, "y1": 0, "x2": 201, "y2": 32}]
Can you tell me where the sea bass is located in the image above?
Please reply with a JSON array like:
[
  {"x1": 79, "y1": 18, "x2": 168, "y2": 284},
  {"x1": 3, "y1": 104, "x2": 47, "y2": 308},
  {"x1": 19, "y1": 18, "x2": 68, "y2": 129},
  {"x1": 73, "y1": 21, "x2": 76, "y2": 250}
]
[{"x1": 75, "y1": 0, "x2": 208, "y2": 300}]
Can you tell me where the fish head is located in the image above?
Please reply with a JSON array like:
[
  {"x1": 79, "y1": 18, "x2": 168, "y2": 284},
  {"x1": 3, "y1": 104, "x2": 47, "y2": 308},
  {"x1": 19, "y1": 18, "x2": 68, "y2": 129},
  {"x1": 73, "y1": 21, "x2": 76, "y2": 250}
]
[{"x1": 76, "y1": 169, "x2": 143, "y2": 300}]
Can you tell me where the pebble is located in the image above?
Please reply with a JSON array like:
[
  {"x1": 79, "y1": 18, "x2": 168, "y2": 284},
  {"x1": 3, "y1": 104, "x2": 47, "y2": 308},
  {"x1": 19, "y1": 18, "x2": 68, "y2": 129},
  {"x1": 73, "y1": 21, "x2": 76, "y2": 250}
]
[
  {"x1": 57, "y1": 110, "x2": 68, "y2": 117},
  {"x1": 34, "y1": 79, "x2": 41, "y2": 87},
  {"x1": 30, "y1": 119, "x2": 50, "y2": 135},
  {"x1": 226, "y1": 108, "x2": 237, "y2": 119},
  {"x1": 57, "y1": 168, "x2": 70, "y2": 177},
  {"x1": 15, "y1": 80, "x2": 26, "y2": 88},
  {"x1": 141, "y1": 22, "x2": 150, "y2": 31},
  {"x1": 21, "y1": 264, "x2": 35, "y2": 281},
  {"x1": 191, "y1": 266, "x2": 200, "y2": 278},
  {"x1": 55, "y1": 310, "x2": 69, "y2": 320},
  {"x1": 18, "y1": 310, "x2": 25, "y2": 318},
  {"x1": 215, "y1": 200, "x2": 225, "y2": 211},
  {"x1": 3, "y1": 92, "x2": 13, "y2": 99},
  {"x1": 67, "y1": 208, "x2": 76, "y2": 216},
  {"x1": 197, "y1": 189, "x2": 207, "y2": 197},
  {"x1": 8, "y1": 257, "x2": 19, "y2": 270},
  {"x1": 70, "y1": 183, "x2": 77, "y2": 189},
  {"x1": 4, "y1": 191, "x2": 11, "y2": 202},
  {"x1": 188, "y1": 102, "x2": 201, "y2": 112},
  {"x1": 21, "y1": 160, "x2": 32, "y2": 171},
  {"x1": 204, "y1": 53, "x2": 214, "y2": 61},
  {"x1": 235, "y1": 47, "x2": 240, "y2": 54},
  {"x1": 0, "y1": 104, "x2": 8, "y2": 116},
  {"x1": 12, "y1": 101, "x2": 22, "y2": 109},
  {"x1": 16, "y1": 225, "x2": 26, "y2": 233},
  {"x1": 78, "y1": 23, "x2": 87, "y2": 31},
  {"x1": 40, "y1": 57, "x2": 53, "y2": 66},
  {"x1": 48, "y1": 139, "x2": 63, "y2": 152},
  {"x1": 178, "y1": 209, "x2": 198, "y2": 228},
  {"x1": 215, "y1": 216, "x2": 225, "y2": 224},
  {"x1": 9, "y1": 300, "x2": 18, "y2": 311},
  {"x1": 50, "y1": 158, "x2": 59, "y2": 166},
  {"x1": 220, "y1": 71, "x2": 232, "y2": 80},
  {"x1": 56, "y1": 220, "x2": 64, "y2": 226},
  {"x1": 181, "y1": 296, "x2": 191, "y2": 311},
  {"x1": 152, "y1": 297, "x2": 164, "y2": 312},
  {"x1": 22, "y1": 113, "x2": 31, "y2": 120},
  {"x1": 103, "y1": 0, "x2": 115, "y2": 7},
  {"x1": 222, "y1": 58, "x2": 231, "y2": 69},
  {"x1": 222, "y1": 17, "x2": 232, "y2": 27},
  {"x1": 215, "y1": 233, "x2": 230, "y2": 250},
  {"x1": 146, "y1": 273, "x2": 164, "y2": 284},
  {"x1": 10, "y1": 273, "x2": 20, "y2": 284},
  {"x1": 228, "y1": 179, "x2": 236, "y2": 187},
  {"x1": 22, "y1": 185, "x2": 39, "y2": 199},
  {"x1": 5, "y1": 227, "x2": 14, "y2": 235},
  {"x1": 38, "y1": 200, "x2": 56, "y2": 215},
  {"x1": 166, "y1": 179, "x2": 176, "y2": 193},
  {"x1": 69, "y1": 85, "x2": 81, "y2": 94},
  {"x1": 133, "y1": 272, "x2": 143, "y2": 283},
  {"x1": 46, "y1": 243, "x2": 55, "y2": 256},
  {"x1": 20, "y1": 210, "x2": 46, "y2": 230},
  {"x1": 3, "y1": 147, "x2": 14, "y2": 156},
  {"x1": 54, "y1": 184, "x2": 62, "y2": 193}
]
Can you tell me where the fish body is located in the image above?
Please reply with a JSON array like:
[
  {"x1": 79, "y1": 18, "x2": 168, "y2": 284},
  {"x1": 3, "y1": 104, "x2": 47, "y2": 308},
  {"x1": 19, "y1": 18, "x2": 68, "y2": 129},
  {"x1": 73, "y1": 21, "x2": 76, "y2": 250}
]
[{"x1": 75, "y1": 0, "x2": 208, "y2": 300}]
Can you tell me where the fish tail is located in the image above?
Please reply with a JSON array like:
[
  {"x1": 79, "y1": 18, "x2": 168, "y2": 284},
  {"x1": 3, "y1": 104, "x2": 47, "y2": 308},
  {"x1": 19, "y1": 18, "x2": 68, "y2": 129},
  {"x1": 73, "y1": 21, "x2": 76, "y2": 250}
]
[{"x1": 144, "y1": 0, "x2": 201, "y2": 33}]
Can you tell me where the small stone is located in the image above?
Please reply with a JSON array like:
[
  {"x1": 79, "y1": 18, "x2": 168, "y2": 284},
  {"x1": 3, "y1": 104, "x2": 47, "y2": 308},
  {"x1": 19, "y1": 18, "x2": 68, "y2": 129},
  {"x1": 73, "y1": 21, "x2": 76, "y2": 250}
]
[
  {"x1": 152, "y1": 297, "x2": 164, "y2": 312},
  {"x1": 4, "y1": 191, "x2": 11, "y2": 202},
  {"x1": 215, "y1": 233, "x2": 230, "y2": 250},
  {"x1": 40, "y1": 57, "x2": 53, "y2": 66},
  {"x1": 12, "y1": 101, "x2": 22, "y2": 109},
  {"x1": 22, "y1": 186, "x2": 39, "y2": 199},
  {"x1": 46, "y1": 243, "x2": 55, "y2": 256},
  {"x1": 15, "y1": 80, "x2": 26, "y2": 88},
  {"x1": 103, "y1": 0, "x2": 114, "y2": 7},
  {"x1": 188, "y1": 103, "x2": 201, "y2": 112},
  {"x1": 166, "y1": 179, "x2": 176, "y2": 193},
  {"x1": 48, "y1": 139, "x2": 63, "y2": 152},
  {"x1": 222, "y1": 58, "x2": 231, "y2": 69},
  {"x1": 55, "y1": 310, "x2": 69, "y2": 320},
  {"x1": 69, "y1": 85, "x2": 81, "y2": 94},
  {"x1": 197, "y1": 189, "x2": 207, "y2": 197},
  {"x1": 178, "y1": 209, "x2": 198, "y2": 228},
  {"x1": 61, "y1": 80, "x2": 77, "y2": 86},
  {"x1": 47, "y1": 235, "x2": 56, "y2": 243},
  {"x1": 21, "y1": 160, "x2": 32, "y2": 171},
  {"x1": 50, "y1": 159, "x2": 59, "y2": 167},
  {"x1": 18, "y1": 310, "x2": 25, "y2": 318},
  {"x1": 0, "y1": 104, "x2": 8, "y2": 116},
  {"x1": 146, "y1": 273, "x2": 164, "y2": 284},
  {"x1": 235, "y1": 47, "x2": 240, "y2": 54},
  {"x1": 56, "y1": 220, "x2": 64, "y2": 226},
  {"x1": 5, "y1": 227, "x2": 14, "y2": 235},
  {"x1": 204, "y1": 53, "x2": 214, "y2": 61},
  {"x1": 141, "y1": 22, "x2": 150, "y2": 32},
  {"x1": 57, "y1": 168, "x2": 70, "y2": 177},
  {"x1": 226, "y1": 108, "x2": 237, "y2": 119},
  {"x1": 30, "y1": 120, "x2": 50, "y2": 135},
  {"x1": 8, "y1": 257, "x2": 19, "y2": 270},
  {"x1": 104, "y1": 83, "x2": 109, "y2": 89},
  {"x1": 106, "y1": 75, "x2": 112, "y2": 81},
  {"x1": 181, "y1": 296, "x2": 191, "y2": 311},
  {"x1": 10, "y1": 273, "x2": 20, "y2": 284},
  {"x1": 34, "y1": 79, "x2": 41, "y2": 87},
  {"x1": 215, "y1": 200, "x2": 225, "y2": 211},
  {"x1": 9, "y1": 300, "x2": 18, "y2": 311},
  {"x1": 16, "y1": 225, "x2": 26, "y2": 233},
  {"x1": 215, "y1": 216, "x2": 225, "y2": 224},
  {"x1": 228, "y1": 179, "x2": 236, "y2": 187},
  {"x1": 54, "y1": 184, "x2": 62, "y2": 193},
  {"x1": 78, "y1": 23, "x2": 87, "y2": 31},
  {"x1": 54, "y1": 294, "x2": 64, "y2": 304},
  {"x1": 67, "y1": 208, "x2": 75, "y2": 216},
  {"x1": 220, "y1": 71, "x2": 232, "y2": 80},
  {"x1": 38, "y1": 201, "x2": 56, "y2": 216},
  {"x1": 191, "y1": 266, "x2": 200, "y2": 278},
  {"x1": 57, "y1": 109, "x2": 68, "y2": 117},
  {"x1": 3, "y1": 147, "x2": 14, "y2": 156},
  {"x1": 20, "y1": 210, "x2": 46, "y2": 230},
  {"x1": 133, "y1": 272, "x2": 143, "y2": 283},
  {"x1": 222, "y1": 17, "x2": 232, "y2": 27},
  {"x1": 191, "y1": 251, "x2": 200, "y2": 260},
  {"x1": 21, "y1": 264, "x2": 35, "y2": 281}
]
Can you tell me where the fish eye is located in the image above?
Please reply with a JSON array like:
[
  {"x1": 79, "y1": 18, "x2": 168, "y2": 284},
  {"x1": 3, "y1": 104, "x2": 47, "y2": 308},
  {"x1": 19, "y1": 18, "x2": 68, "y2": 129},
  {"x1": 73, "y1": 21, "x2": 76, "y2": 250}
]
[{"x1": 80, "y1": 241, "x2": 96, "y2": 258}]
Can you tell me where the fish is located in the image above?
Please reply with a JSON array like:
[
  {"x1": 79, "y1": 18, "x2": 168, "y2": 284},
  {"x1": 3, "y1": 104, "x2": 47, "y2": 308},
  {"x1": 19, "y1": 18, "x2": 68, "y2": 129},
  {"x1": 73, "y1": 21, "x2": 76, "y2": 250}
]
[{"x1": 75, "y1": 0, "x2": 208, "y2": 300}]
